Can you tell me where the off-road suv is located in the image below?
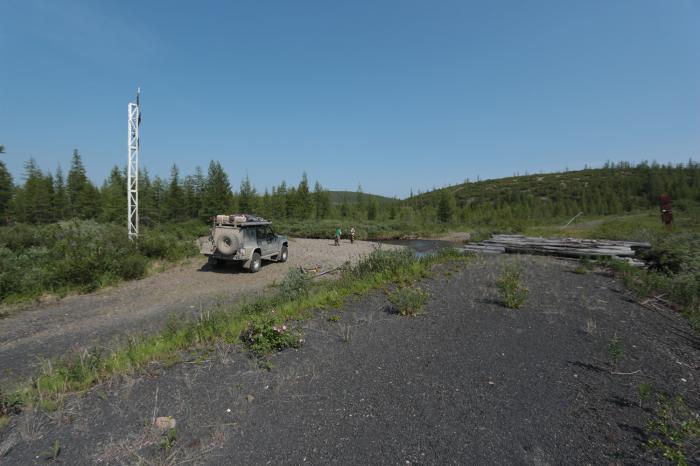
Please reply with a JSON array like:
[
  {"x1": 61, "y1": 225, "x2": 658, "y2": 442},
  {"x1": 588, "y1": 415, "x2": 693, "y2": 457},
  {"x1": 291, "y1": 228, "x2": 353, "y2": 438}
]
[{"x1": 200, "y1": 214, "x2": 288, "y2": 273}]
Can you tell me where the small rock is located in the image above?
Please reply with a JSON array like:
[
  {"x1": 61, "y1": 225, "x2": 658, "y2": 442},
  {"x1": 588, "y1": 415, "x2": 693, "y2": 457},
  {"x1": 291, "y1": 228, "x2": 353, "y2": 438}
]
[
  {"x1": 246, "y1": 394, "x2": 255, "y2": 403},
  {"x1": 154, "y1": 416, "x2": 176, "y2": 430}
]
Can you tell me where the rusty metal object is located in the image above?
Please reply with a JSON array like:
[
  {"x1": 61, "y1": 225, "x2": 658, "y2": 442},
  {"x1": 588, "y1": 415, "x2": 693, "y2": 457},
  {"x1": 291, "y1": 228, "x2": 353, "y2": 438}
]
[{"x1": 660, "y1": 194, "x2": 673, "y2": 226}]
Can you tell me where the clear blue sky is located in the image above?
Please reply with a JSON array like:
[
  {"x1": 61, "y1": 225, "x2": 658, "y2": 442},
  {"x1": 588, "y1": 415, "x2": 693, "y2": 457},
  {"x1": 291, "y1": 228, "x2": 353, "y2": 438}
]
[{"x1": 1, "y1": 0, "x2": 699, "y2": 198}]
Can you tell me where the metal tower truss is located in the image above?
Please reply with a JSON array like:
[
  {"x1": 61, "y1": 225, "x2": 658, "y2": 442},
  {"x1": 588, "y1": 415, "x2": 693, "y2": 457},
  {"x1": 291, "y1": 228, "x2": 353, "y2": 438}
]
[{"x1": 127, "y1": 90, "x2": 140, "y2": 240}]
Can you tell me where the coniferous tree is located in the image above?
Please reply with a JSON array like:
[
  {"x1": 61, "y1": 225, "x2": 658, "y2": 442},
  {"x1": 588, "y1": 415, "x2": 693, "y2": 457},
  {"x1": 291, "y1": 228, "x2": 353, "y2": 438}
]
[
  {"x1": 436, "y1": 190, "x2": 455, "y2": 223},
  {"x1": 100, "y1": 166, "x2": 126, "y2": 222},
  {"x1": 238, "y1": 174, "x2": 257, "y2": 213},
  {"x1": 183, "y1": 175, "x2": 197, "y2": 219},
  {"x1": 273, "y1": 182, "x2": 287, "y2": 219},
  {"x1": 67, "y1": 149, "x2": 99, "y2": 218},
  {"x1": 340, "y1": 200, "x2": 349, "y2": 218},
  {"x1": 355, "y1": 184, "x2": 365, "y2": 216},
  {"x1": 53, "y1": 165, "x2": 68, "y2": 220},
  {"x1": 313, "y1": 181, "x2": 331, "y2": 219},
  {"x1": 285, "y1": 186, "x2": 298, "y2": 219},
  {"x1": 296, "y1": 172, "x2": 312, "y2": 219},
  {"x1": 367, "y1": 198, "x2": 378, "y2": 220},
  {"x1": 189, "y1": 166, "x2": 205, "y2": 218},
  {"x1": 201, "y1": 161, "x2": 234, "y2": 218},
  {"x1": 388, "y1": 202, "x2": 397, "y2": 220},
  {"x1": 260, "y1": 189, "x2": 272, "y2": 219},
  {"x1": 14, "y1": 159, "x2": 54, "y2": 223},
  {"x1": 164, "y1": 164, "x2": 186, "y2": 220},
  {"x1": 151, "y1": 176, "x2": 167, "y2": 223},
  {"x1": 139, "y1": 167, "x2": 158, "y2": 225},
  {"x1": 0, "y1": 146, "x2": 12, "y2": 224}
]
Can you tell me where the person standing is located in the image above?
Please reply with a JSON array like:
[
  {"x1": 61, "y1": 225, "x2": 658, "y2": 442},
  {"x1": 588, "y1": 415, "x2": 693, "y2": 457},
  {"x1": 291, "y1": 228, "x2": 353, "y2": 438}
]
[
  {"x1": 334, "y1": 226, "x2": 342, "y2": 246},
  {"x1": 350, "y1": 226, "x2": 356, "y2": 244}
]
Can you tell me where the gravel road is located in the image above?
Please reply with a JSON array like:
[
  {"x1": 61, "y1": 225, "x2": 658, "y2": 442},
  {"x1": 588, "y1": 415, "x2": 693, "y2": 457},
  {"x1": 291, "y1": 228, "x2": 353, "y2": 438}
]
[
  {"x1": 0, "y1": 238, "x2": 399, "y2": 386},
  {"x1": 1, "y1": 255, "x2": 698, "y2": 464}
]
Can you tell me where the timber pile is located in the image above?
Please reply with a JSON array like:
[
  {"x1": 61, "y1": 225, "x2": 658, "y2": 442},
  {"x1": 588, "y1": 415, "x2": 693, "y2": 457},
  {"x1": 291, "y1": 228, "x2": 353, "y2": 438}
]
[{"x1": 462, "y1": 234, "x2": 650, "y2": 265}]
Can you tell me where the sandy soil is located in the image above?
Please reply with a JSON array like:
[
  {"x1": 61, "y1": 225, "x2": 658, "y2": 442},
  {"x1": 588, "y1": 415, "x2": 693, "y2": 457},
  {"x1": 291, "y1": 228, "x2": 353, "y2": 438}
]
[
  {"x1": 1, "y1": 255, "x2": 697, "y2": 464},
  {"x1": 0, "y1": 238, "x2": 400, "y2": 386}
]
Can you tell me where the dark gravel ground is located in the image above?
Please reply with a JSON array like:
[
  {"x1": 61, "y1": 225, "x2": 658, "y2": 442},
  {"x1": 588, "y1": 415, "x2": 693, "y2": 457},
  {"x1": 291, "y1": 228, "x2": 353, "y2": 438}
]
[{"x1": 1, "y1": 255, "x2": 698, "y2": 465}]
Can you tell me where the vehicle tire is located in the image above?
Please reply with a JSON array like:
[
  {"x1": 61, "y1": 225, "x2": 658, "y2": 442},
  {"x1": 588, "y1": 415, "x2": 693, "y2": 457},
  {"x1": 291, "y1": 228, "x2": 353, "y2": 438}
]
[
  {"x1": 215, "y1": 232, "x2": 239, "y2": 256},
  {"x1": 249, "y1": 252, "x2": 261, "y2": 273},
  {"x1": 279, "y1": 246, "x2": 288, "y2": 262},
  {"x1": 208, "y1": 257, "x2": 220, "y2": 268}
]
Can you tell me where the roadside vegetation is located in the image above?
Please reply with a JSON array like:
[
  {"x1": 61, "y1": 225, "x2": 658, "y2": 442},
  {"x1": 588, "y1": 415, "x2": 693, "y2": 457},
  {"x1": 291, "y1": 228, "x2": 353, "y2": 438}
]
[
  {"x1": 610, "y1": 234, "x2": 700, "y2": 329},
  {"x1": 496, "y1": 262, "x2": 529, "y2": 309},
  {"x1": 0, "y1": 248, "x2": 467, "y2": 421},
  {"x1": 646, "y1": 394, "x2": 700, "y2": 466},
  {"x1": 387, "y1": 286, "x2": 429, "y2": 316},
  {"x1": 0, "y1": 220, "x2": 202, "y2": 306}
]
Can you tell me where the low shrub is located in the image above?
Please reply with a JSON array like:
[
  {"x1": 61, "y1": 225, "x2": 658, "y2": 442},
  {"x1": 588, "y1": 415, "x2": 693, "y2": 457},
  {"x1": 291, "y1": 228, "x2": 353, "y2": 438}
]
[
  {"x1": 610, "y1": 232, "x2": 700, "y2": 329},
  {"x1": 387, "y1": 286, "x2": 428, "y2": 316},
  {"x1": 496, "y1": 263, "x2": 529, "y2": 309},
  {"x1": 0, "y1": 220, "x2": 200, "y2": 303},
  {"x1": 0, "y1": 388, "x2": 21, "y2": 417},
  {"x1": 241, "y1": 315, "x2": 303, "y2": 355},
  {"x1": 278, "y1": 267, "x2": 310, "y2": 301},
  {"x1": 646, "y1": 395, "x2": 700, "y2": 466}
]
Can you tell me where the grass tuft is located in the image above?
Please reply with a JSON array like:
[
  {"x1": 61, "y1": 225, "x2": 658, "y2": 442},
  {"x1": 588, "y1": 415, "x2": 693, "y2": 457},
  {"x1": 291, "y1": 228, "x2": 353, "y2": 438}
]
[
  {"x1": 496, "y1": 263, "x2": 529, "y2": 309},
  {"x1": 646, "y1": 394, "x2": 700, "y2": 466},
  {"x1": 387, "y1": 286, "x2": 429, "y2": 316}
]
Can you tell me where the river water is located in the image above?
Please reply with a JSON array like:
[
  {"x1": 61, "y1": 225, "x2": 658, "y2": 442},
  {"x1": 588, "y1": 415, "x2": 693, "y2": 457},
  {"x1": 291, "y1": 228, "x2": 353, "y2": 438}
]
[{"x1": 378, "y1": 239, "x2": 461, "y2": 256}]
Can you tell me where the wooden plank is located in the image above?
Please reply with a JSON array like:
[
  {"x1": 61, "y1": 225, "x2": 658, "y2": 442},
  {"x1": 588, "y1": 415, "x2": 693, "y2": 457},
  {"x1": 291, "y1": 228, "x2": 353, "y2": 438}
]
[{"x1": 464, "y1": 234, "x2": 647, "y2": 263}]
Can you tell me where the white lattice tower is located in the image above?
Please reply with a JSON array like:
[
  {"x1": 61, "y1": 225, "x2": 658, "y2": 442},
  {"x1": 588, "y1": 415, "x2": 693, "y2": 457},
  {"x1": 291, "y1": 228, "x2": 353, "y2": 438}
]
[{"x1": 127, "y1": 89, "x2": 140, "y2": 240}]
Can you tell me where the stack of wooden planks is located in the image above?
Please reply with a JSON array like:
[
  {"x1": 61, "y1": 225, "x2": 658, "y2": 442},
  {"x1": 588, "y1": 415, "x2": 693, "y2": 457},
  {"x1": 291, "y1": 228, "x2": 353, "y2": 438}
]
[{"x1": 462, "y1": 234, "x2": 650, "y2": 265}]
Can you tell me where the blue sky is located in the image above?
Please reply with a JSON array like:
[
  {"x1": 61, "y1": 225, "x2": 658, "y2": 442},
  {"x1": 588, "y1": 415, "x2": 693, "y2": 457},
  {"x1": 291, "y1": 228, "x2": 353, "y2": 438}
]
[{"x1": 1, "y1": 0, "x2": 699, "y2": 197}]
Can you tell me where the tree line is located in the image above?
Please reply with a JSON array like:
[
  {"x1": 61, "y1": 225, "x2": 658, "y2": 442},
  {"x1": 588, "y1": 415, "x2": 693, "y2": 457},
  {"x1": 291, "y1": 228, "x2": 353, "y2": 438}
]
[
  {"x1": 1, "y1": 146, "x2": 699, "y2": 228},
  {"x1": 0, "y1": 149, "x2": 338, "y2": 225}
]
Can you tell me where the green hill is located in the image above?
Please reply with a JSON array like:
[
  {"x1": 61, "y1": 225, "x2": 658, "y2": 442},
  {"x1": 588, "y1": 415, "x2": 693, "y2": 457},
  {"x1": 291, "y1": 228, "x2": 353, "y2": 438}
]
[
  {"x1": 407, "y1": 161, "x2": 700, "y2": 226},
  {"x1": 328, "y1": 190, "x2": 398, "y2": 205}
]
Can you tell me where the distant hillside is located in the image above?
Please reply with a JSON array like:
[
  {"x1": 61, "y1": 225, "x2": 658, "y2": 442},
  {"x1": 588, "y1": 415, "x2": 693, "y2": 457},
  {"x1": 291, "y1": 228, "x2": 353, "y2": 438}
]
[
  {"x1": 328, "y1": 191, "x2": 398, "y2": 205},
  {"x1": 407, "y1": 161, "x2": 700, "y2": 223}
]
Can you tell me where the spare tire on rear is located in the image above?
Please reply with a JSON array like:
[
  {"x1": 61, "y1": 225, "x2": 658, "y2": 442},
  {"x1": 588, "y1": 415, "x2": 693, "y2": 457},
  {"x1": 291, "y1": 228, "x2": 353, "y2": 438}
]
[{"x1": 215, "y1": 231, "x2": 240, "y2": 255}]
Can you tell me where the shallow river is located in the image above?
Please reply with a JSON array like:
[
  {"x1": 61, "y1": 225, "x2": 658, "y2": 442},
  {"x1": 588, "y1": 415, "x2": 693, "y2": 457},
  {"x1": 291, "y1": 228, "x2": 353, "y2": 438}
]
[{"x1": 378, "y1": 238, "x2": 460, "y2": 256}]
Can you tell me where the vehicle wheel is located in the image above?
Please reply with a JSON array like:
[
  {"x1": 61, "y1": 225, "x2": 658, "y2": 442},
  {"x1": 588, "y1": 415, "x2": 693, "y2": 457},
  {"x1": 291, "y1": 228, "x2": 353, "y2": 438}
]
[
  {"x1": 279, "y1": 246, "x2": 288, "y2": 262},
  {"x1": 249, "y1": 252, "x2": 261, "y2": 273},
  {"x1": 215, "y1": 232, "x2": 239, "y2": 256}
]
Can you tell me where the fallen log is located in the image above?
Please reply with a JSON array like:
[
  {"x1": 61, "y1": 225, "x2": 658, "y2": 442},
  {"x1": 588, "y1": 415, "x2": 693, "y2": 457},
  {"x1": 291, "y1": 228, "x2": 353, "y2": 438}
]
[{"x1": 461, "y1": 235, "x2": 649, "y2": 266}]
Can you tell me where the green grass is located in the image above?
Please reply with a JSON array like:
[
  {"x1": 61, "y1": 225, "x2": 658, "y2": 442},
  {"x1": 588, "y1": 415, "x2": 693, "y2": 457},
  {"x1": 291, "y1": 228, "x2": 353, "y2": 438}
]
[
  {"x1": 646, "y1": 394, "x2": 700, "y2": 466},
  {"x1": 387, "y1": 286, "x2": 429, "y2": 316},
  {"x1": 523, "y1": 207, "x2": 700, "y2": 242},
  {"x1": 496, "y1": 263, "x2": 529, "y2": 309},
  {"x1": 0, "y1": 247, "x2": 471, "y2": 418},
  {"x1": 608, "y1": 335, "x2": 623, "y2": 371}
]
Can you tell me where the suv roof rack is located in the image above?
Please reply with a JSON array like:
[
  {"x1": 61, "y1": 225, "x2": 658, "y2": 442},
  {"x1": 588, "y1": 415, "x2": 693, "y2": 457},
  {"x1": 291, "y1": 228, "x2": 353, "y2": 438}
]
[{"x1": 212, "y1": 213, "x2": 270, "y2": 226}]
